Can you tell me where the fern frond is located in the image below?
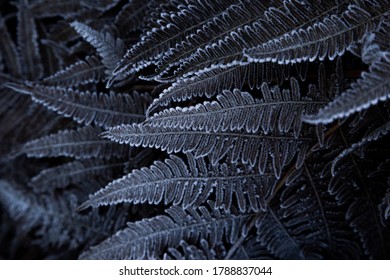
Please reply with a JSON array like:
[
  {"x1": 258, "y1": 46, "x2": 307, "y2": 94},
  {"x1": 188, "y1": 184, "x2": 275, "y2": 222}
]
[
  {"x1": 329, "y1": 158, "x2": 390, "y2": 258},
  {"x1": 379, "y1": 188, "x2": 390, "y2": 221},
  {"x1": 79, "y1": 202, "x2": 252, "y2": 259},
  {"x1": 110, "y1": 0, "x2": 238, "y2": 81},
  {"x1": 0, "y1": 179, "x2": 128, "y2": 250},
  {"x1": 152, "y1": 0, "x2": 276, "y2": 78},
  {"x1": 244, "y1": 3, "x2": 388, "y2": 64},
  {"x1": 14, "y1": 126, "x2": 130, "y2": 159},
  {"x1": 164, "y1": 239, "x2": 226, "y2": 260},
  {"x1": 114, "y1": 0, "x2": 159, "y2": 35},
  {"x1": 164, "y1": 0, "x2": 340, "y2": 80},
  {"x1": 146, "y1": 79, "x2": 326, "y2": 138},
  {"x1": 280, "y1": 163, "x2": 361, "y2": 259},
  {"x1": 303, "y1": 53, "x2": 390, "y2": 124},
  {"x1": 70, "y1": 21, "x2": 125, "y2": 75},
  {"x1": 17, "y1": 0, "x2": 43, "y2": 80},
  {"x1": 0, "y1": 17, "x2": 22, "y2": 76},
  {"x1": 146, "y1": 62, "x2": 277, "y2": 114},
  {"x1": 331, "y1": 120, "x2": 390, "y2": 175},
  {"x1": 102, "y1": 121, "x2": 310, "y2": 178},
  {"x1": 229, "y1": 236, "x2": 276, "y2": 260},
  {"x1": 43, "y1": 56, "x2": 105, "y2": 86},
  {"x1": 255, "y1": 207, "x2": 303, "y2": 259},
  {"x1": 30, "y1": 0, "x2": 83, "y2": 18},
  {"x1": 81, "y1": 0, "x2": 121, "y2": 12},
  {"x1": 78, "y1": 154, "x2": 276, "y2": 213},
  {"x1": 361, "y1": 15, "x2": 390, "y2": 64},
  {"x1": 6, "y1": 83, "x2": 149, "y2": 128},
  {"x1": 29, "y1": 159, "x2": 126, "y2": 193},
  {"x1": 369, "y1": 160, "x2": 390, "y2": 224}
]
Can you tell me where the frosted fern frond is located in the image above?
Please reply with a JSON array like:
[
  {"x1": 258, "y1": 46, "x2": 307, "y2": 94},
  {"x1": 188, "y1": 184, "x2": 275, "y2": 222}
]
[
  {"x1": 102, "y1": 121, "x2": 310, "y2": 178},
  {"x1": 29, "y1": 159, "x2": 126, "y2": 193},
  {"x1": 146, "y1": 62, "x2": 278, "y2": 115},
  {"x1": 78, "y1": 154, "x2": 277, "y2": 213},
  {"x1": 13, "y1": 126, "x2": 130, "y2": 159},
  {"x1": 110, "y1": 0, "x2": 238, "y2": 81},
  {"x1": 6, "y1": 83, "x2": 150, "y2": 129},
  {"x1": 164, "y1": 0, "x2": 341, "y2": 80},
  {"x1": 43, "y1": 56, "x2": 105, "y2": 86},
  {"x1": 146, "y1": 79, "x2": 327, "y2": 138},
  {"x1": 331, "y1": 120, "x2": 390, "y2": 175},
  {"x1": 79, "y1": 202, "x2": 253, "y2": 259},
  {"x1": 70, "y1": 21, "x2": 125, "y2": 75},
  {"x1": 303, "y1": 53, "x2": 390, "y2": 124},
  {"x1": 244, "y1": 2, "x2": 389, "y2": 64}
]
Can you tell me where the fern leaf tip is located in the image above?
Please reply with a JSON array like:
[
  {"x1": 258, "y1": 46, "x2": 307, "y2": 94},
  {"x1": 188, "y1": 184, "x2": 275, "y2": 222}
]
[
  {"x1": 75, "y1": 201, "x2": 91, "y2": 212},
  {"x1": 5, "y1": 82, "x2": 33, "y2": 95},
  {"x1": 99, "y1": 131, "x2": 111, "y2": 139}
]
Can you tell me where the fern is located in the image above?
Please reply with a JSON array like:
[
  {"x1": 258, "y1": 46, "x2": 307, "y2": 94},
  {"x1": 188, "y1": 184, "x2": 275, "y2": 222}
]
[
  {"x1": 81, "y1": 0, "x2": 121, "y2": 12},
  {"x1": 7, "y1": 83, "x2": 150, "y2": 129},
  {"x1": 114, "y1": 0, "x2": 151, "y2": 34},
  {"x1": 303, "y1": 53, "x2": 390, "y2": 124},
  {"x1": 369, "y1": 161, "x2": 390, "y2": 224},
  {"x1": 331, "y1": 119, "x2": 390, "y2": 175},
  {"x1": 0, "y1": 179, "x2": 128, "y2": 251},
  {"x1": 17, "y1": 0, "x2": 43, "y2": 80},
  {"x1": 79, "y1": 202, "x2": 252, "y2": 259},
  {"x1": 164, "y1": 239, "x2": 227, "y2": 260},
  {"x1": 0, "y1": 17, "x2": 22, "y2": 76},
  {"x1": 30, "y1": 0, "x2": 84, "y2": 18},
  {"x1": 78, "y1": 154, "x2": 277, "y2": 213},
  {"x1": 146, "y1": 79, "x2": 326, "y2": 138},
  {"x1": 1, "y1": 0, "x2": 390, "y2": 260},
  {"x1": 329, "y1": 157, "x2": 390, "y2": 259},
  {"x1": 255, "y1": 207, "x2": 303, "y2": 259},
  {"x1": 29, "y1": 159, "x2": 126, "y2": 193},
  {"x1": 43, "y1": 56, "x2": 105, "y2": 86},
  {"x1": 70, "y1": 21, "x2": 125, "y2": 76},
  {"x1": 110, "y1": 0, "x2": 238, "y2": 83},
  {"x1": 380, "y1": 188, "x2": 390, "y2": 221},
  {"x1": 155, "y1": 0, "x2": 341, "y2": 80},
  {"x1": 13, "y1": 126, "x2": 130, "y2": 159},
  {"x1": 146, "y1": 62, "x2": 276, "y2": 114},
  {"x1": 244, "y1": 2, "x2": 389, "y2": 64}
]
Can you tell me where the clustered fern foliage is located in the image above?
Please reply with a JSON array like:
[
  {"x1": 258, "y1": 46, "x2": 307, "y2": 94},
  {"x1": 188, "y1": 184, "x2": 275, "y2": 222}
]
[{"x1": 0, "y1": 0, "x2": 389, "y2": 260}]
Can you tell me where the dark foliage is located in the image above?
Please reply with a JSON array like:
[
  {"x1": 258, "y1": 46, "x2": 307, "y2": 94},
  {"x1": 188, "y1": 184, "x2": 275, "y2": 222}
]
[{"x1": 0, "y1": 0, "x2": 389, "y2": 259}]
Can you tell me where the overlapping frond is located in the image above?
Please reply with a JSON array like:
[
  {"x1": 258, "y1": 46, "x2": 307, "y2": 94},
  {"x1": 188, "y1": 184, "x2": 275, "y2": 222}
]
[
  {"x1": 244, "y1": 2, "x2": 389, "y2": 64},
  {"x1": 157, "y1": 0, "x2": 340, "y2": 80},
  {"x1": 103, "y1": 122, "x2": 309, "y2": 178},
  {"x1": 146, "y1": 62, "x2": 280, "y2": 114},
  {"x1": 1, "y1": 0, "x2": 389, "y2": 261},
  {"x1": 110, "y1": 0, "x2": 238, "y2": 82},
  {"x1": 0, "y1": 179, "x2": 129, "y2": 250},
  {"x1": 79, "y1": 202, "x2": 252, "y2": 259},
  {"x1": 103, "y1": 81, "x2": 318, "y2": 178},
  {"x1": 329, "y1": 157, "x2": 390, "y2": 258}
]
